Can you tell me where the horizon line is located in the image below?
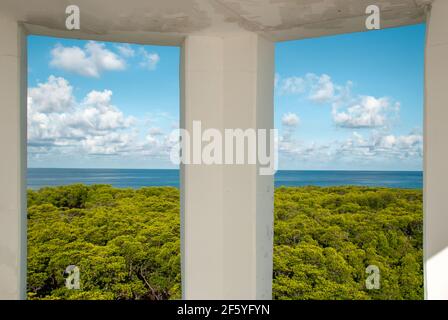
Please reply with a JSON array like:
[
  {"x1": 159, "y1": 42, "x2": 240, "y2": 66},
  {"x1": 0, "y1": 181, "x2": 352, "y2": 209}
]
[{"x1": 27, "y1": 167, "x2": 423, "y2": 172}]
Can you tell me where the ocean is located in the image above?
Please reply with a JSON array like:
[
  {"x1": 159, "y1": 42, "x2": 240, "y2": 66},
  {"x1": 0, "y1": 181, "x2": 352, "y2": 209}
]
[{"x1": 27, "y1": 168, "x2": 423, "y2": 190}]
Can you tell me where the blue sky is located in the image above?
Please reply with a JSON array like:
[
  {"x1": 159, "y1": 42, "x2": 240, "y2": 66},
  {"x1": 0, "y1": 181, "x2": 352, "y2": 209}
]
[
  {"x1": 275, "y1": 24, "x2": 425, "y2": 170},
  {"x1": 28, "y1": 38, "x2": 180, "y2": 169},
  {"x1": 27, "y1": 24, "x2": 425, "y2": 170}
]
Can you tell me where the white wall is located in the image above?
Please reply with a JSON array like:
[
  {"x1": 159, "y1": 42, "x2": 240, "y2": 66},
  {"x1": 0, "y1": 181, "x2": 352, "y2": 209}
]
[
  {"x1": 181, "y1": 33, "x2": 274, "y2": 299},
  {"x1": 1, "y1": 1, "x2": 446, "y2": 299},
  {"x1": 425, "y1": 0, "x2": 448, "y2": 300},
  {"x1": 0, "y1": 14, "x2": 27, "y2": 299}
]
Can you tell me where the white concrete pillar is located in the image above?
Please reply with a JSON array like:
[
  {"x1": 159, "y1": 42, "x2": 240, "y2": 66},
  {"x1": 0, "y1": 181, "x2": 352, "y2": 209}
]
[
  {"x1": 425, "y1": 0, "x2": 448, "y2": 300},
  {"x1": 0, "y1": 14, "x2": 27, "y2": 300},
  {"x1": 181, "y1": 33, "x2": 274, "y2": 299}
]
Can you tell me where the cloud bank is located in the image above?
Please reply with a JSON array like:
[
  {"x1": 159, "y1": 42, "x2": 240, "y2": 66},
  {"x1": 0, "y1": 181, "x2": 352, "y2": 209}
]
[{"x1": 28, "y1": 76, "x2": 173, "y2": 160}]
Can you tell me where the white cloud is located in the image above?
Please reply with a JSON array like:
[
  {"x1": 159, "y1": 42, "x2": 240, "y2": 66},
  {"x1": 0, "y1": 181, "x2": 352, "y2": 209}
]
[
  {"x1": 28, "y1": 76, "x2": 74, "y2": 113},
  {"x1": 277, "y1": 72, "x2": 419, "y2": 169},
  {"x1": 28, "y1": 78, "x2": 134, "y2": 150},
  {"x1": 279, "y1": 73, "x2": 351, "y2": 103},
  {"x1": 337, "y1": 131, "x2": 422, "y2": 160},
  {"x1": 308, "y1": 74, "x2": 335, "y2": 103},
  {"x1": 116, "y1": 44, "x2": 135, "y2": 58},
  {"x1": 279, "y1": 130, "x2": 422, "y2": 166},
  {"x1": 280, "y1": 76, "x2": 305, "y2": 94},
  {"x1": 148, "y1": 127, "x2": 164, "y2": 136},
  {"x1": 281, "y1": 112, "x2": 300, "y2": 127},
  {"x1": 28, "y1": 76, "x2": 175, "y2": 160},
  {"x1": 279, "y1": 134, "x2": 332, "y2": 163},
  {"x1": 81, "y1": 131, "x2": 141, "y2": 155},
  {"x1": 50, "y1": 41, "x2": 126, "y2": 77},
  {"x1": 332, "y1": 96, "x2": 399, "y2": 128},
  {"x1": 278, "y1": 72, "x2": 398, "y2": 129},
  {"x1": 142, "y1": 131, "x2": 176, "y2": 159},
  {"x1": 139, "y1": 49, "x2": 160, "y2": 70}
]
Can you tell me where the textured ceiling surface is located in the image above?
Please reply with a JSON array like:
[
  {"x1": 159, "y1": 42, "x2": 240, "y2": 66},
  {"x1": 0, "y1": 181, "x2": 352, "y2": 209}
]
[{"x1": 0, "y1": 0, "x2": 429, "y2": 45}]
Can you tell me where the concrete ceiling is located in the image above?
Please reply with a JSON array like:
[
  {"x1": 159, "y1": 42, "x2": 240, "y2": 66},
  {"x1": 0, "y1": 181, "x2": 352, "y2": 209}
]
[{"x1": 0, "y1": 0, "x2": 430, "y2": 46}]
